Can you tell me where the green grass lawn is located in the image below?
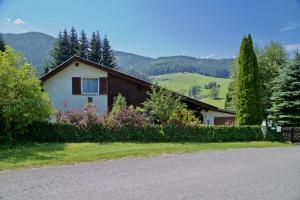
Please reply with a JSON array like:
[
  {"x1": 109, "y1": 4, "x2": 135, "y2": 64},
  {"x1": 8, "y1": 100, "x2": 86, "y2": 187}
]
[
  {"x1": 154, "y1": 72, "x2": 230, "y2": 108},
  {"x1": 0, "y1": 142, "x2": 291, "y2": 170}
]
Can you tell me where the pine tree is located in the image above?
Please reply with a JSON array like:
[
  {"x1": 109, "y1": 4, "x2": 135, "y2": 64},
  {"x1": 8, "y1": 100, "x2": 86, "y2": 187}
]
[
  {"x1": 102, "y1": 35, "x2": 117, "y2": 69},
  {"x1": 79, "y1": 30, "x2": 89, "y2": 59},
  {"x1": 89, "y1": 31, "x2": 102, "y2": 63},
  {"x1": 61, "y1": 28, "x2": 71, "y2": 61},
  {"x1": 270, "y1": 53, "x2": 300, "y2": 126},
  {"x1": 50, "y1": 29, "x2": 71, "y2": 67},
  {"x1": 0, "y1": 33, "x2": 5, "y2": 52},
  {"x1": 50, "y1": 31, "x2": 64, "y2": 67},
  {"x1": 69, "y1": 27, "x2": 79, "y2": 56},
  {"x1": 236, "y1": 34, "x2": 262, "y2": 125}
]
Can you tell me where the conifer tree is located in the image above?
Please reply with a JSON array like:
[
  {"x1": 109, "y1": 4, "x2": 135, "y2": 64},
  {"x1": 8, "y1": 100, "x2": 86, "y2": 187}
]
[
  {"x1": 0, "y1": 33, "x2": 5, "y2": 52},
  {"x1": 50, "y1": 31, "x2": 64, "y2": 67},
  {"x1": 69, "y1": 27, "x2": 79, "y2": 56},
  {"x1": 50, "y1": 29, "x2": 71, "y2": 67},
  {"x1": 102, "y1": 35, "x2": 117, "y2": 69},
  {"x1": 79, "y1": 30, "x2": 89, "y2": 59},
  {"x1": 61, "y1": 28, "x2": 71, "y2": 61},
  {"x1": 89, "y1": 31, "x2": 102, "y2": 63},
  {"x1": 236, "y1": 34, "x2": 262, "y2": 125},
  {"x1": 270, "y1": 53, "x2": 300, "y2": 126}
]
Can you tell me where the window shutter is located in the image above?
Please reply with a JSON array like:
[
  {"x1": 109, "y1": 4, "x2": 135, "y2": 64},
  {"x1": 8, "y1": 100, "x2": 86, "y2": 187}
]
[
  {"x1": 72, "y1": 77, "x2": 81, "y2": 95},
  {"x1": 99, "y1": 77, "x2": 107, "y2": 95}
]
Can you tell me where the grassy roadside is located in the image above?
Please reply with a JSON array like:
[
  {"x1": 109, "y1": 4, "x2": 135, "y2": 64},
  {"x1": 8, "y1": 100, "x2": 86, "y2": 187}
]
[{"x1": 0, "y1": 142, "x2": 292, "y2": 171}]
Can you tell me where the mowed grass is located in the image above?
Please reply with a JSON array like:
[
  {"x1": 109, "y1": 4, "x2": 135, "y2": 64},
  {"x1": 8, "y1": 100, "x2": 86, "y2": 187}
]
[
  {"x1": 0, "y1": 142, "x2": 291, "y2": 170},
  {"x1": 154, "y1": 72, "x2": 230, "y2": 108}
]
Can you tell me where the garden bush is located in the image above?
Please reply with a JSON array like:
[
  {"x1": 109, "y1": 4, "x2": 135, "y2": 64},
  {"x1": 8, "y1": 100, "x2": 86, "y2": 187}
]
[
  {"x1": 142, "y1": 86, "x2": 187, "y2": 124},
  {"x1": 107, "y1": 106, "x2": 146, "y2": 127},
  {"x1": 22, "y1": 122, "x2": 268, "y2": 143},
  {"x1": 168, "y1": 109, "x2": 201, "y2": 126},
  {"x1": 0, "y1": 47, "x2": 53, "y2": 143},
  {"x1": 110, "y1": 93, "x2": 127, "y2": 115},
  {"x1": 265, "y1": 128, "x2": 285, "y2": 142},
  {"x1": 56, "y1": 104, "x2": 101, "y2": 127}
]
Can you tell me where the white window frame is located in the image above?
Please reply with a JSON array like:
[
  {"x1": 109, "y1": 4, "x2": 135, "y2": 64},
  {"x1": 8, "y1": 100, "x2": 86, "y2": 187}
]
[{"x1": 81, "y1": 77, "x2": 99, "y2": 95}]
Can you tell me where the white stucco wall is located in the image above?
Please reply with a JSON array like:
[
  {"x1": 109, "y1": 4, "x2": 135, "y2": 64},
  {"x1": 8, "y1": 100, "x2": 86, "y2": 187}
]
[
  {"x1": 43, "y1": 61, "x2": 108, "y2": 115},
  {"x1": 201, "y1": 110, "x2": 235, "y2": 125}
]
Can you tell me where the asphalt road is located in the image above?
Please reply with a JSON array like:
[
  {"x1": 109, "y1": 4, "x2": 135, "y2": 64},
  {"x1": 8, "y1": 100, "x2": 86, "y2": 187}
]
[{"x1": 1, "y1": 146, "x2": 300, "y2": 200}]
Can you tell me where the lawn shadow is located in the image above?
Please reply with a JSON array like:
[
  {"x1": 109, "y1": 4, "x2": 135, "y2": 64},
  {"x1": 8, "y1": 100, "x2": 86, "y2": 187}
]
[{"x1": 0, "y1": 143, "x2": 66, "y2": 164}]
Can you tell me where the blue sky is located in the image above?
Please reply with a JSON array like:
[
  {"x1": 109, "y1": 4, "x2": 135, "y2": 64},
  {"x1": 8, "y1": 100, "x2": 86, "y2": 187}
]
[{"x1": 0, "y1": 0, "x2": 299, "y2": 58}]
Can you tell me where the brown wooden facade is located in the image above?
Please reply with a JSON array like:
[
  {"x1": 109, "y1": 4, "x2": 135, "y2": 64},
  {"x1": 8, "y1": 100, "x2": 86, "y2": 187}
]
[{"x1": 107, "y1": 73, "x2": 149, "y2": 109}]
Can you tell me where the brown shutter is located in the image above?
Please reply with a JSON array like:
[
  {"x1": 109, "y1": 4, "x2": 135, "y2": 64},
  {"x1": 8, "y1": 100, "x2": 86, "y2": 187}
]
[
  {"x1": 72, "y1": 77, "x2": 81, "y2": 95},
  {"x1": 99, "y1": 77, "x2": 107, "y2": 95}
]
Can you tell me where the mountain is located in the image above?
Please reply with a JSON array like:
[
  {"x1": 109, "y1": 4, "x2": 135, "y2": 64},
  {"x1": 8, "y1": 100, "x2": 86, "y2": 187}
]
[
  {"x1": 114, "y1": 51, "x2": 153, "y2": 69},
  {"x1": 3, "y1": 32, "x2": 56, "y2": 74},
  {"x1": 3, "y1": 32, "x2": 233, "y2": 78}
]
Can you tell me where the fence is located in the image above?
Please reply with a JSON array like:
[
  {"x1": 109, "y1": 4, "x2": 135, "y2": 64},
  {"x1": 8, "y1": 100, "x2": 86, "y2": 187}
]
[{"x1": 281, "y1": 127, "x2": 300, "y2": 143}]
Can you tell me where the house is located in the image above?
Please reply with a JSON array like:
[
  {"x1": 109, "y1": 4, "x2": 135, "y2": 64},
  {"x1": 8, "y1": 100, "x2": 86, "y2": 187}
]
[{"x1": 40, "y1": 56, "x2": 235, "y2": 125}]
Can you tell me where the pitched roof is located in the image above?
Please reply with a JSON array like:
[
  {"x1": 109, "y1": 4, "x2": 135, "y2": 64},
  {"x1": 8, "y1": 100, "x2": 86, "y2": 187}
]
[{"x1": 40, "y1": 56, "x2": 235, "y2": 114}]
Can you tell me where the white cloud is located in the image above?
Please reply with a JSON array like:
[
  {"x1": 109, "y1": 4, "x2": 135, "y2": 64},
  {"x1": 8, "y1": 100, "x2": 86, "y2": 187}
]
[
  {"x1": 278, "y1": 23, "x2": 298, "y2": 32},
  {"x1": 286, "y1": 44, "x2": 300, "y2": 52},
  {"x1": 200, "y1": 54, "x2": 215, "y2": 59},
  {"x1": 14, "y1": 18, "x2": 25, "y2": 25}
]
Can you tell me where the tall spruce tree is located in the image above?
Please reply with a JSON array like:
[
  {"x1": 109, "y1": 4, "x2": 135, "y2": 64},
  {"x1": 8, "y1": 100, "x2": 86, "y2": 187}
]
[
  {"x1": 236, "y1": 34, "x2": 262, "y2": 125},
  {"x1": 79, "y1": 30, "x2": 89, "y2": 59},
  {"x1": 50, "y1": 29, "x2": 71, "y2": 67},
  {"x1": 61, "y1": 28, "x2": 71, "y2": 61},
  {"x1": 89, "y1": 31, "x2": 102, "y2": 63},
  {"x1": 270, "y1": 53, "x2": 300, "y2": 126},
  {"x1": 0, "y1": 33, "x2": 5, "y2": 52},
  {"x1": 50, "y1": 31, "x2": 64, "y2": 67},
  {"x1": 69, "y1": 27, "x2": 79, "y2": 56},
  {"x1": 102, "y1": 35, "x2": 117, "y2": 69}
]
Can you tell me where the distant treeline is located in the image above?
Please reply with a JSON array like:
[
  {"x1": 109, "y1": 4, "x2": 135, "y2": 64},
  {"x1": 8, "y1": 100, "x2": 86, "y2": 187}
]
[{"x1": 125, "y1": 56, "x2": 233, "y2": 78}]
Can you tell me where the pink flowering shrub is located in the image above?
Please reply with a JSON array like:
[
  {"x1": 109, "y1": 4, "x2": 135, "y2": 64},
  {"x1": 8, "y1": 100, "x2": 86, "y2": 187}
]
[
  {"x1": 107, "y1": 106, "x2": 146, "y2": 127},
  {"x1": 56, "y1": 104, "x2": 102, "y2": 127},
  {"x1": 82, "y1": 104, "x2": 99, "y2": 126},
  {"x1": 56, "y1": 110, "x2": 84, "y2": 125}
]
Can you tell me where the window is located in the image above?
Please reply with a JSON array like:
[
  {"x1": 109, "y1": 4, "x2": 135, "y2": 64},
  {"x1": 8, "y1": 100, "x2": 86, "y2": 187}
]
[
  {"x1": 88, "y1": 97, "x2": 93, "y2": 103},
  {"x1": 82, "y1": 78, "x2": 98, "y2": 94}
]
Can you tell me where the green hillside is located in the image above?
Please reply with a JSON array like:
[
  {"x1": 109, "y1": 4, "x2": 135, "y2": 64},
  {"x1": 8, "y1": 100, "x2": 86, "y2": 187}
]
[
  {"x1": 153, "y1": 72, "x2": 230, "y2": 108},
  {"x1": 3, "y1": 32, "x2": 233, "y2": 79},
  {"x1": 3, "y1": 32, "x2": 55, "y2": 75},
  {"x1": 134, "y1": 56, "x2": 233, "y2": 78}
]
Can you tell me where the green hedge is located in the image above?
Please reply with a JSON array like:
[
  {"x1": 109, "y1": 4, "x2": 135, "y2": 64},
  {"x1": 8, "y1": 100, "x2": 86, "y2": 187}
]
[
  {"x1": 15, "y1": 121, "x2": 278, "y2": 143},
  {"x1": 265, "y1": 128, "x2": 285, "y2": 142}
]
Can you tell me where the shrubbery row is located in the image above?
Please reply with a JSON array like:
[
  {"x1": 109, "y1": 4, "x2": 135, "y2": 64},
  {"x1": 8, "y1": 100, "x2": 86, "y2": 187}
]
[{"x1": 18, "y1": 121, "x2": 284, "y2": 143}]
